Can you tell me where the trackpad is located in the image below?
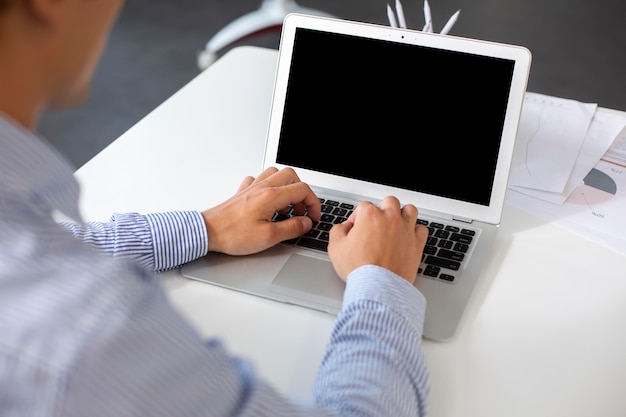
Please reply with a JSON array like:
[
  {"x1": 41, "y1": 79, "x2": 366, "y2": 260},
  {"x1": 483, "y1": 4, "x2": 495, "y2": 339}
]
[{"x1": 269, "y1": 254, "x2": 345, "y2": 311}]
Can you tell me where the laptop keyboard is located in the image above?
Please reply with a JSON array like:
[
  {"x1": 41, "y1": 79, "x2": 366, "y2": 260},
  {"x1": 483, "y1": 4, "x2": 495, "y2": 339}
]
[{"x1": 273, "y1": 197, "x2": 478, "y2": 283}]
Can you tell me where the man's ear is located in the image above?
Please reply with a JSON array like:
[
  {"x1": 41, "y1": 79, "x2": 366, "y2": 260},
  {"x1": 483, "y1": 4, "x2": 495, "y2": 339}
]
[{"x1": 23, "y1": 0, "x2": 63, "y2": 27}]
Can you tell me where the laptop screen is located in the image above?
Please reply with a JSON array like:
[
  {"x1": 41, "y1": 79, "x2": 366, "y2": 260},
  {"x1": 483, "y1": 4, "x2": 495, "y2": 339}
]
[{"x1": 276, "y1": 27, "x2": 515, "y2": 207}]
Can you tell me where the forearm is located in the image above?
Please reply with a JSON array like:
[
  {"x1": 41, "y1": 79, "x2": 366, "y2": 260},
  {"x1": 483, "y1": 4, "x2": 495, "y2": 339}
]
[
  {"x1": 314, "y1": 265, "x2": 430, "y2": 417},
  {"x1": 60, "y1": 211, "x2": 208, "y2": 272}
]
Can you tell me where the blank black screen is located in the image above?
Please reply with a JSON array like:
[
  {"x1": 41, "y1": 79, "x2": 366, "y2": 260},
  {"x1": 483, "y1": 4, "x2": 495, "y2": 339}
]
[{"x1": 276, "y1": 28, "x2": 515, "y2": 206}]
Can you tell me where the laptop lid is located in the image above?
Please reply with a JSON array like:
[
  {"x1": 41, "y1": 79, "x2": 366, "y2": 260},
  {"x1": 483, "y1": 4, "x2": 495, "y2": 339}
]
[{"x1": 263, "y1": 13, "x2": 531, "y2": 225}]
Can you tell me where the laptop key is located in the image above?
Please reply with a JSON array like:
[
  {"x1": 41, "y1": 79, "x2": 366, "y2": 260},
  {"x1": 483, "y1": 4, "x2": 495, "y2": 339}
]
[
  {"x1": 297, "y1": 237, "x2": 329, "y2": 252},
  {"x1": 424, "y1": 255, "x2": 461, "y2": 271},
  {"x1": 320, "y1": 213, "x2": 335, "y2": 222},
  {"x1": 424, "y1": 245, "x2": 437, "y2": 255},
  {"x1": 316, "y1": 222, "x2": 333, "y2": 232},
  {"x1": 437, "y1": 239, "x2": 454, "y2": 249},
  {"x1": 450, "y1": 233, "x2": 473, "y2": 244},
  {"x1": 453, "y1": 242, "x2": 469, "y2": 253},
  {"x1": 303, "y1": 229, "x2": 320, "y2": 238},
  {"x1": 437, "y1": 248, "x2": 465, "y2": 262},
  {"x1": 332, "y1": 207, "x2": 349, "y2": 216},
  {"x1": 423, "y1": 265, "x2": 440, "y2": 277},
  {"x1": 440, "y1": 273, "x2": 456, "y2": 282}
]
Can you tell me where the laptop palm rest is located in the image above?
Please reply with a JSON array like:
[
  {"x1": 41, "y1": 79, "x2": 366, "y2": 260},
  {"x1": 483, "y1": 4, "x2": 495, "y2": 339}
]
[
  {"x1": 181, "y1": 247, "x2": 344, "y2": 314},
  {"x1": 268, "y1": 254, "x2": 345, "y2": 312}
]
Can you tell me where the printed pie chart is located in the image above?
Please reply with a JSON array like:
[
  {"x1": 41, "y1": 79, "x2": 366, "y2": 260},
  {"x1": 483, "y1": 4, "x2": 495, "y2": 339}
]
[{"x1": 565, "y1": 168, "x2": 617, "y2": 205}]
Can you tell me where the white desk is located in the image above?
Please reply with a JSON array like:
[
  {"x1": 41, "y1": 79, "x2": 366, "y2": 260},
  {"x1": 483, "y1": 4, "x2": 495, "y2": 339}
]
[{"x1": 75, "y1": 46, "x2": 626, "y2": 417}]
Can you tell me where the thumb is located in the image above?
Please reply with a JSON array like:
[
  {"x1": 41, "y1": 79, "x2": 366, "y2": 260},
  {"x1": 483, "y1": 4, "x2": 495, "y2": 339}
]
[{"x1": 274, "y1": 216, "x2": 313, "y2": 240}]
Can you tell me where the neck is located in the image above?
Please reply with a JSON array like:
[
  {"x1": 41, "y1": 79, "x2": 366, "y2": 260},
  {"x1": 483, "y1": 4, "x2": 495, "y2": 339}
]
[{"x1": 0, "y1": 87, "x2": 40, "y2": 130}]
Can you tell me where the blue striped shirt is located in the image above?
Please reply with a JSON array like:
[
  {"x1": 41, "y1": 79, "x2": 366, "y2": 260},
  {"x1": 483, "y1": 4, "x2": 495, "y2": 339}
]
[{"x1": 0, "y1": 113, "x2": 429, "y2": 416}]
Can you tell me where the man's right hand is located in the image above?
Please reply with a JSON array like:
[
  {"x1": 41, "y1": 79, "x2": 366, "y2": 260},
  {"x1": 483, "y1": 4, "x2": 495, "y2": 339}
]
[
  {"x1": 201, "y1": 167, "x2": 321, "y2": 256},
  {"x1": 328, "y1": 196, "x2": 428, "y2": 284}
]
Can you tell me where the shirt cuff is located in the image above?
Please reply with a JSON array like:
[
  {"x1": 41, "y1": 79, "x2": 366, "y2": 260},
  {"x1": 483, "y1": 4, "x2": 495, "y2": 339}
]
[
  {"x1": 144, "y1": 211, "x2": 208, "y2": 271},
  {"x1": 342, "y1": 265, "x2": 427, "y2": 333}
]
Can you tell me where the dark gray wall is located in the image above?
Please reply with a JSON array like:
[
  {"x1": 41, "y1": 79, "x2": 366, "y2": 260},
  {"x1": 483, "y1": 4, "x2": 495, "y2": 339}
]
[{"x1": 39, "y1": 0, "x2": 626, "y2": 168}]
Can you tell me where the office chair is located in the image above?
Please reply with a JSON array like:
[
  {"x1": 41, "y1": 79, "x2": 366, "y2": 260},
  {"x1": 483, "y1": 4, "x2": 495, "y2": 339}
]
[{"x1": 197, "y1": 0, "x2": 335, "y2": 69}]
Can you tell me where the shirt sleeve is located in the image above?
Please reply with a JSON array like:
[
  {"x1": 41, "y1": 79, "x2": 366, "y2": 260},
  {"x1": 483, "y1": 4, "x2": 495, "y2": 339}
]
[
  {"x1": 314, "y1": 264, "x2": 430, "y2": 417},
  {"x1": 59, "y1": 211, "x2": 208, "y2": 272},
  {"x1": 60, "y1": 262, "x2": 428, "y2": 417}
]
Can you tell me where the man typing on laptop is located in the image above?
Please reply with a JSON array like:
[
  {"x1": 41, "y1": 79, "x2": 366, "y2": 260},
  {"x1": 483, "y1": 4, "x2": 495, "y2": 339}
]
[{"x1": 0, "y1": 2, "x2": 432, "y2": 416}]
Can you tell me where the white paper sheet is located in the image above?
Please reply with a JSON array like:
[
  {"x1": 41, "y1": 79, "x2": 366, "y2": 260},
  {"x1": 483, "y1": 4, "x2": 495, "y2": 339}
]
[
  {"x1": 509, "y1": 92, "x2": 597, "y2": 192},
  {"x1": 509, "y1": 110, "x2": 626, "y2": 205},
  {"x1": 602, "y1": 126, "x2": 626, "y2": 167},
  {"x1": 506, "y1": 139, "x2": 626, "y2": 257}
]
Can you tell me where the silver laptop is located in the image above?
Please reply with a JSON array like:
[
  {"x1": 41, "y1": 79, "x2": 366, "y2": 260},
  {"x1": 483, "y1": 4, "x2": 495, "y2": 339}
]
[{"x1": 182, "y1": 14, "x2": 531, "y2": 341}]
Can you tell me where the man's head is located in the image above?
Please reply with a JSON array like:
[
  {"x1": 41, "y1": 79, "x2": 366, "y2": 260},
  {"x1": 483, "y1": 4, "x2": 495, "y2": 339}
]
[{"x1": 0, "y1": 0, "x2": 124, "y2": 128}]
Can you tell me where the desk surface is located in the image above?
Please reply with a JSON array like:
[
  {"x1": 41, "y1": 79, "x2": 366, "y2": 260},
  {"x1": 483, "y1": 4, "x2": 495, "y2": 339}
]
[{"x1": 75, "y1": 46, "x2": 626, "y2": 417}]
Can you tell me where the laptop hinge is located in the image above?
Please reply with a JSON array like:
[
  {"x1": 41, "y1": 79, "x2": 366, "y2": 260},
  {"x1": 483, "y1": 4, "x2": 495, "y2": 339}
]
[{"x1": 452, "y1": 216, "x2": 473, "y2": 224}]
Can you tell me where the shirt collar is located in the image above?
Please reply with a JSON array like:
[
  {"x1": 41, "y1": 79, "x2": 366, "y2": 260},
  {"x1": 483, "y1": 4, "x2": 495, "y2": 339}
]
[{"x1": 0, "y1": 113, "x2": 82, "y2": 222}]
